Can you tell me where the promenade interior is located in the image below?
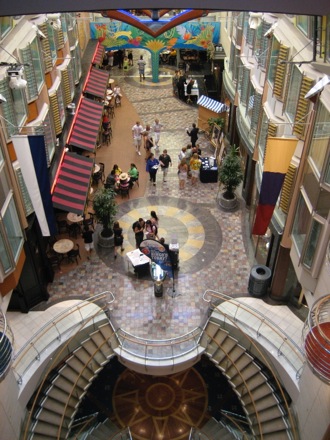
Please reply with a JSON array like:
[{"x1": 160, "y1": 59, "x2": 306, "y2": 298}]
[{"x1": 7, "y1": 44, "x2": 305, "y2": 440}]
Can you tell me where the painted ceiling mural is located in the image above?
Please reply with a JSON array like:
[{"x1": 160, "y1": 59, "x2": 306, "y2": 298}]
[{"x1": 90, "y1": 20, "x2": 220, "y2": 82}]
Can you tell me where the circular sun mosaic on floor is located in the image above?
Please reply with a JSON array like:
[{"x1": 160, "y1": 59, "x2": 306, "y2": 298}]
[
  {"x1": 101, "y1": 196, "x2": 223, "y2": 274},
  {"x1": 113, "y1": 368, "x2": 208, "y2": 440}
]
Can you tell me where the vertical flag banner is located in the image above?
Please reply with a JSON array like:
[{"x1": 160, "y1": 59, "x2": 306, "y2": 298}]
[
  {"x1": 139, "y1": 239, "x2": 174, "y2": 278},
  {"x1": 12, "y1": 135, "x2": 57, "y2": 236},
  {"x1": 252, "y1": 137, "x2": 298, "y2": 236}
]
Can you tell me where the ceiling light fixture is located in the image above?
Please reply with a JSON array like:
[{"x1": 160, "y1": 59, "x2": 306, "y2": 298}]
[
  {"x1": 249, "y1": 12, "x2": 263, "y2": 30},
  {"x1": 47, "y1": 13, "x2": 61, "y2": 31},
  {"x1": 7, "y1": 65, "x2": 27, "y2": 90}
]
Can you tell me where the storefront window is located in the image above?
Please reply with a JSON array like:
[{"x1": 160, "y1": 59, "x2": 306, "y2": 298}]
[
  {"x1": 267, "y1": 38, "x2": 280, "y2": 86},
  {"x1": 292, "y1": 193, "x2": 310, "y2": 256},
  {"x1": 303, "y1": 219, "x2": 322, "y2": 269},
  {"x1": 285, "y1": 65, "x2": 302, "y2": 122},
  {"x1": 309, "y1": 102, "x2": 330, "y2": 177}
]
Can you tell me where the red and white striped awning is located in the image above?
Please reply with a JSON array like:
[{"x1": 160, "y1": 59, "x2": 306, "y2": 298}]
[
  {"x1": 92, "y1": 43, "x2": 105, "y2": 66},
  {"x1": 83, "y1": 67, "x2": 109, "y2": 99},
  {"x1": 52, "y1": 153, "x2": 93, "y2": 214},
  {"x1": 67, "y1": 97, "x2": 103, "y2": 152}
]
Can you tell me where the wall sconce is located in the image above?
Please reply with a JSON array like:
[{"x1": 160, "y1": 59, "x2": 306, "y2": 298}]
[
  {"x1": 47, "y1": 13, "x2": 61, "y2": 31},
  {"x1": 7, "y1": 65, "x2": 27, "y2": 90},
  {"x1": 249, "y1": 12, "x2": 263, "y2": 30}
]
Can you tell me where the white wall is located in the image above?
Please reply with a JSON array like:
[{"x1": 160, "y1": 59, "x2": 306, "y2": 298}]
[{"x1": 0, "y1": 371, "x2": 25, "y2": 440}]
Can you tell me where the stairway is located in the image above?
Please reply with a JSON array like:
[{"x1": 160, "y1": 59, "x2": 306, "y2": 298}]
[
  {"x1": 28, "y1": 321, "x2": 117, "y2": 440},
  {"x1": 197, "y1": 418, "x2": 238, "y2": 439},
  {"x1": 199, "y1": 319, "x2": 294, "y2": 439},
  {"x1": 81, "y1": 419, "x2": 129, "y2": 440}
]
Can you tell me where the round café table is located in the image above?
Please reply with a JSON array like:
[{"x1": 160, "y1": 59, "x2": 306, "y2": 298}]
[
  {"x1": 108, "y1": 78, "x2": 115, "y2": 89},
  {"x1": 53, "y1": 239, "x2": 74, "y2": 255}
]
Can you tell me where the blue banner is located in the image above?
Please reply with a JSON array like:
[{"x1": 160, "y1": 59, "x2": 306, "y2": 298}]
[{"x1": 139, "y1": 239, "x2": 173, "y2": 278}]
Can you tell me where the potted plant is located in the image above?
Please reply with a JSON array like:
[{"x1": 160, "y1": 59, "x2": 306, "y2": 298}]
[
  {"x1": 92, "y1": 187, "x2": 118, "y2": 246},
  {"x1": 218, "y1": 145, "x2": 243, "y2": 211},
  {"x1": 207, "y1": 116, "x2": 224, "y2": 137}
]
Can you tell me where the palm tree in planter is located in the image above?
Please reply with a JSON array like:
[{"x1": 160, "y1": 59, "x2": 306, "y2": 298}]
[
  {"x1": 93, "y1": 187, "x2": 118, "y2": 247},
  {"x1": 218, "y1": 145, "x2": 243, "y2": 211}
]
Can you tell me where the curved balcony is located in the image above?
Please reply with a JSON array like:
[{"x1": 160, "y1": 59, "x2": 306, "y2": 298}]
[{"x1": 302, "y1": 294, "x2": 330, "y2": 383}]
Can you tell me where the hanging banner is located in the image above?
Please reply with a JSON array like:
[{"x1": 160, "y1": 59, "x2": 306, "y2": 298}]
[
  {"x1": 252, "y1": 137, "x2": 298, "y2": 236},
  {"x1": 12, "y1": 135, "x2": 57, "y2": 237},
  {"x1": 139, "y1": 239, "x2": 174, "y2": 278}
]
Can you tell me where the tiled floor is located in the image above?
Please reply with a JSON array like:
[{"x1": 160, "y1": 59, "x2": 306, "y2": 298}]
[{"x1": 8, "y1": 48, "x2": 302, "y2": 351}]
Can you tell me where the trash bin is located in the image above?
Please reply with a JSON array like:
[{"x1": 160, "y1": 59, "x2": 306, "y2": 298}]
[
  {"x1": 248, "y1": 265, "x2": 272, "y2": 297},
  {"x1": 150, "y1": 263, "x2": 166, "y2": 297}
]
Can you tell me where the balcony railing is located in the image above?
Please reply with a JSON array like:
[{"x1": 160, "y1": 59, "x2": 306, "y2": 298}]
[
  {"x1": 203, "y1": 290, "x2": 305, "y2": 380},
  {"x1": 12, "y1": 291, "x2": 115, "y2": 385}
]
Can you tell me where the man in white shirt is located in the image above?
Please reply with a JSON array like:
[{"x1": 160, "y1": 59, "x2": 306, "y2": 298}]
[
  {"x1": 132, "y1": 121, "x2": 144, "y2": 155},
  {"x1": 152, "y1": 118, "x2": 163, "y2": 150},
  {"x1": 137, "y1": 55, "x2": 146, "y2": 81}
]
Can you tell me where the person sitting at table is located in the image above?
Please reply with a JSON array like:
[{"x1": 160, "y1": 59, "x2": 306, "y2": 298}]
[
  {"x1": 128, "y1": 163, "x2": 139, "y2": 188},
  {"x1": 113, "y1": 84, "x2": 122, "y2": 105},
  {"x1": 102, "y1": 112, "x2": 110, "y2": 131},
  {"x1": 189, "y1": 153, "x2": 202, "y2": 186},
  {"x1": 118, "y1": 172, "x2": 130, "y2": 195},
  {"x1": 105, "y1": 169, "x2": 118, "y2": 190},
  {"x1": 112, "y1": 164, "x2": 122, "y2": 177}
]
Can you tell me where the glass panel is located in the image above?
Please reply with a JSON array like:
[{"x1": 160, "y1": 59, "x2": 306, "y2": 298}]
[
  {"x1": 0, "y1": 165, "x2": 11, "y2": 207},
  {"x1": 296, "y1": 16, "x2": 309, "y2": 36},
  {"x1": 258, "y1": 112, "x2": 268, "y2": 162},
  {"x1": 303, "y1": 219, "x2": 322, "y2": 269},
  {"x1": 327, "y1": 14, "x2": 330, "y2": 63},
  {"x1": 0, "y1": 16, "x2": 12, "y2": 39},
  {"x1": 324, "y1": 157, "x2": 330, "y2": 185},
  {"x1": 2, "y1": 194, "x2": 24, "y2": 262},
  {"x1": 30, "y1": 38, "x2": 44, "y2": 91},
  {"x1": 309, "y1": 102, "x2": 330, "y2": 177},
  {"x1": 292, "y1": 193, "x2": 310, "y2": 256},
  {"x1": 267, "y1": 38, "x2": 280, "y2": 86},
  {"x1": 11, "y1": 87, "x2": 27, "y2": 128},
  {"x1": 0, "y1": 228, "x2": 11, "y2": 273},
  {"x1": 285, "y1": 65, "x2": 302, "y2": 122}
]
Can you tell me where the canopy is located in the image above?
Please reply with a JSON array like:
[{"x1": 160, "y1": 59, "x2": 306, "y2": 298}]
[
  {"x1": 83, "y1": 67, "x2": 110, "y2": 99},
  {"x1": 197, "y1": 95, "x2": 228, "y2": 113},
  {"x1": 67, "y1": 97, "x2": 104, "y2": 152},
  {"x1": 92, "y1": 43, "x2": 105, "y2": 66},
  {"x1": 52, "y1": 152, "x2": 94, "y2": 215}
]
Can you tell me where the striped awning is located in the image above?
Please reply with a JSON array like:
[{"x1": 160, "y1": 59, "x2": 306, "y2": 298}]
[
  {"x1": 197, "y1": 95, "x2": 229, "y2": 113},
  {"x1": 92, "y1": 43, "x2": 105, "y2": 66},
  {"x1": 67, "y1": 97, "x2": 103, "y2": 152},
  {"x1": 83, "y1": 67, "x2": 110, "y2": 99},
  {"x1": 52, "y1": 153, "x2": 94, "y2": 215}
]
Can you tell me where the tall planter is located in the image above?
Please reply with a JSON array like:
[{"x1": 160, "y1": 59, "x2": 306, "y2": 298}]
[
  {"x1": 93, "y1": 188, "x2": 118, "y2": 246},
  {"x1": 217, "y1": 145, "x2": 243, "y2": 211}
]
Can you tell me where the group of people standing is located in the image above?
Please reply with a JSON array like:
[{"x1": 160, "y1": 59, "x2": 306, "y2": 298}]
[
  {"x1": 132, "y1": 211, "x2": 159, "y2": 248},
  {"x1": 172, "y1": 70, "x2": 196, "y2": 102}
]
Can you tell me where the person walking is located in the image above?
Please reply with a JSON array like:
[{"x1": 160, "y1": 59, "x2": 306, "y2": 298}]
[
  {"x1": 146, "y1": 153, "x2": 159, "y2": 186},
  {"x1": 82, "y1": 225, "x2": 94, "y2": 259},
  {"x1": 143, "y1": 124, "x2": 154, "y2": 161},
  {"x1": 152, "y1": 119, "x2": 163, "y2": 150},
  {"x1": 137, "y1": 55, "x2": 146, "y2": 81},
  {"x1": 178, "y1": 158, "x2": 188, "y2": 190},
  {"x1": 128, "y1": 50, "x2": 133, "y2": 66},
  {"x1": 113, "y1": 221, "x2": 124, "y2": 259},
  {"x1": 132, "y1": 121, "x2": 144, "y2": 155},
  {"x1": 150, "y1": 210, "x2": 159, "y2": 227},
  {"x1": 159, "y1": 149, "x2": 172, "y2": 183},
  {"x1": 187, "y1": 123, "x2": 199, "y2": 148}
]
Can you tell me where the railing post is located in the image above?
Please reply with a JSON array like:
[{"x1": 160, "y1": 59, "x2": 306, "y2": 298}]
[
  {"x1": 30, "y1": 341, "x2": 40, "y2": 360},
  {"x1": 256, "y1": 318, "x2": 265, "y2": 337},
  {"x1": 278, "y1": 338, "x2": 287, "y2": 356},
  {"x1": 234, "y1": 303, "x2": 240, "y2": 322},
  {"x1": 52, "y1": 321, "x2": 62, "y2": 341}
]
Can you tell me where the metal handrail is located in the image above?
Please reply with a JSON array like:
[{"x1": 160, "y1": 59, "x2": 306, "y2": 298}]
[
  {"x1": 12, "y1": 291, "x2": 115, "y2": 384},
  {"x1": 22, "y1": 303, "x2": 113, "y2": 440},
  {"x1": 203, "y1": 289, "x2": 305, "y2": 379},
  {"x1": 202, "y1": 310, "x2": 299, "y2": 440},
  {"x1": 115, "y1": 326, "x2": 202, "y2": 360},
  {"x1": 0, "y1": 309, "x2": 14, "y2": 380}
]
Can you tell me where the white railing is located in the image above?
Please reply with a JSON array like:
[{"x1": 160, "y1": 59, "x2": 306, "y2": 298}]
[
  {"x1": 12, "y1": 291, "x2": 115, "y2": 384},
  {"x1": 203, "y1": 290, "x2": 305, "y2": 380},
  {"x1": 115, "y1": 326, "x2": 203, "y2": 362},
  {"x1": 0, "y1": 309, "x2": 14, "y2": 380}
]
